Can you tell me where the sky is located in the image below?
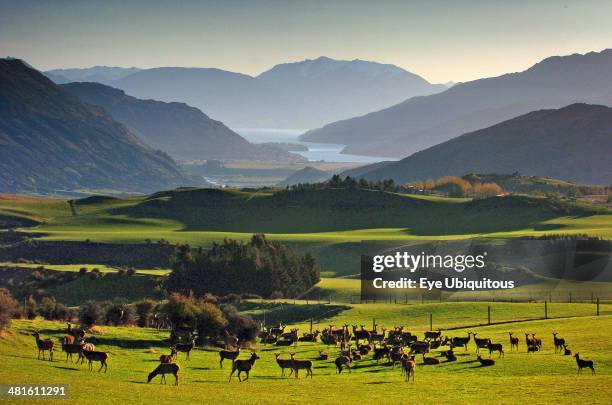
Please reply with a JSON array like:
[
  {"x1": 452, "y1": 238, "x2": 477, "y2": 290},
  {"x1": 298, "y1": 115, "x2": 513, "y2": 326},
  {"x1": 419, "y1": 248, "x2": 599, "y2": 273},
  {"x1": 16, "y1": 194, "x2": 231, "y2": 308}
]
[{"x1": 1, "y1": 0, "x2": 611, "y2": 83}]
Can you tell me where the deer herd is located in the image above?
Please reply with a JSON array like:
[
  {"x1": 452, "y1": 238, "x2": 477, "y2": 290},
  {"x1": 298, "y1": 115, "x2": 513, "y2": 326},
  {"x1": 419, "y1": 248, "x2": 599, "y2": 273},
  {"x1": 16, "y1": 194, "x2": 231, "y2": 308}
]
[{"x1": 30, "y1": 322, "x2": 596, "y2": 386}]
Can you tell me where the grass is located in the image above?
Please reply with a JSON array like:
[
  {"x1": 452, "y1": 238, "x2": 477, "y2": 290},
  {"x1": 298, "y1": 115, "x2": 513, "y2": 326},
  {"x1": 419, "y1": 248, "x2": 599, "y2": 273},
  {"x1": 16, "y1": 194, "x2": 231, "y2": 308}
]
[
  {"x1": 0, "y1": 262, "x2": 170, "y2": 276},
  {"x1": 1, "y1": 306, "x2": 611, "y2": 404}
]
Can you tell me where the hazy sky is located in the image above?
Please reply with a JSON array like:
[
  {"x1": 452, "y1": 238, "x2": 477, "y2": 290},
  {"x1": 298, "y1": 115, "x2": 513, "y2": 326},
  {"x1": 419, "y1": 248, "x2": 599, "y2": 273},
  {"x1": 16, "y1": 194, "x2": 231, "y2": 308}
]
[{"x1": 1, "y1": 0, "x2": 611, "y2": 83}]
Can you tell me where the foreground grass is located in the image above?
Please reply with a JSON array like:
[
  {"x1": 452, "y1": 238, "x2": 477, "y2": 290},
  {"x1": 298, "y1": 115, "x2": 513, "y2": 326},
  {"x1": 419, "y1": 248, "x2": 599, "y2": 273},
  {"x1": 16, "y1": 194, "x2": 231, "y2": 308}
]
[{"x1": 1, "y1": 312, "x2": 610, "y2": 404}]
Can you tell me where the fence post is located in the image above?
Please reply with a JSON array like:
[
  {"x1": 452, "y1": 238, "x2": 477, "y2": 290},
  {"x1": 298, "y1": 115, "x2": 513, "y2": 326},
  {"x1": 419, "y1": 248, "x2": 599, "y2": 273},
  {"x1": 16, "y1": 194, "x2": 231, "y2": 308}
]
[
  {"x1": 544, "y1": 300, "x2": 548, "y2": 319},
  {"x1": 597, "y1": 298, "x2": 600, "y2": 316},
  {"x1": 487, "y1": 306, "x2": 491, "y2": 325},
  {"x1": 430, "y1": 313, "x2": 433, "y2": 331}
]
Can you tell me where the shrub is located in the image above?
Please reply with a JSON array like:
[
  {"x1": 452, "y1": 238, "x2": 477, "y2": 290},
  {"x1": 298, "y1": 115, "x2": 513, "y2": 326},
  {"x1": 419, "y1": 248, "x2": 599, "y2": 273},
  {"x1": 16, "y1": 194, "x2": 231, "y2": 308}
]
[
  {"x1": 0, "y1": 288, "x2": 20, "y2": 331},
  {"x1": 106, "y1": 301, "x2": 136, "y2": 326},
  {"x1": 134, "y1": 299, "x2": 156, "y2": 327},
  {"x1": 222, "y1": 305, "x2": 259, "y2": 343},
  {"x1": 79, "y1": 301, "x2": 108, "y2": 326},
  {"x1": 79, "y1": 267, "x2": 88, "y2": 275},
  {"x1": 126, "y1": 268, "x2": 136, "y2": 276},
  {"x1": 195, "y1": 302, "x2": 227, "y2": 339},
  {"x1": 25, "y1": 295, "x2": 37, "y2": 319}
]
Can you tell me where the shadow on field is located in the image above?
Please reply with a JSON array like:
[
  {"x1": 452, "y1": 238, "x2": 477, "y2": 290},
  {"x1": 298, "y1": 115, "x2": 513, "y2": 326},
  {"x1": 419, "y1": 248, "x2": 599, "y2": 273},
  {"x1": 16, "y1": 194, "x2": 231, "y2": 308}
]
[
  {"x1": 53, "y1": 366, "x2": 79, "y2": 371},
  {"x1": 190, "y1": 366, "x2": 213, "y2": 370},
  {"x1": 128, "y1": 381, "x2": 146, "y2": 384},
  {"x1": 364, "y1": 381, "x2": 393, "y2": 385}
]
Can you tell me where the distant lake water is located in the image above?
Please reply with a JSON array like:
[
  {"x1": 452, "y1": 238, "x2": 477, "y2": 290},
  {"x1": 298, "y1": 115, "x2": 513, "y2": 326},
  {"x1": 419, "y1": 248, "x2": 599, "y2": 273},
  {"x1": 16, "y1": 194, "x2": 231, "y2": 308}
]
[{"x1": 233, "y1": 128, "x2": 396, "y2": 163}]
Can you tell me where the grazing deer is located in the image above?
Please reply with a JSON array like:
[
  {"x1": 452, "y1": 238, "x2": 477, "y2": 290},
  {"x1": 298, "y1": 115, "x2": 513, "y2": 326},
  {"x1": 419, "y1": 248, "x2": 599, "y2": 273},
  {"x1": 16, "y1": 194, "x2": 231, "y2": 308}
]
[
  {"x1": 402, "y1": 355, "x2": 416, "y2": 382},
  {"x1": 487, "y1": 342, "x2": 504, "y2": 358},
  {"x1": 172, "y1": 337, "x2": 195, "y2": 360},
  {"x1": 274, "y1": 353, "x2": 294, "y2": 377},
  {"x1": 229, "y1": 352, "x2": 260, "y2": 382},
  {"x1": 574, "y1": 353, "x2": 595, "y2": 375},
  {"x1": 552, "y1": 332, "x2": 565, "y2": 354},
  {"x1": 508, "y1": 333, "x2": 519, "y2": 351},
  {"x1": 476, "y1": 355, "x2": 495, "y2": 366},
  {"x1": 61, "y1": 336, "x2": 83, "y2": 363},
  {"x1": 80, "y1": 349, "x2": 108, "y2": 372},
  {"x1": 219, "y1": 346, "x2": 240, "y2": 368},
  {"x1": 32, "y1": 332, "x2": 54, "y2": 361},
  {"x1": 335, "y1": 353, "x2": 352, "y2": 374},
  {"x1": 148, "y1": 363, "x2": 179, "y2": 385},
  {"x1": 563, "y1": 345, "x2": 571, "y2": 356},
  {"x1": 289, "y1": 353, "x2": 313, "y2": 378}
]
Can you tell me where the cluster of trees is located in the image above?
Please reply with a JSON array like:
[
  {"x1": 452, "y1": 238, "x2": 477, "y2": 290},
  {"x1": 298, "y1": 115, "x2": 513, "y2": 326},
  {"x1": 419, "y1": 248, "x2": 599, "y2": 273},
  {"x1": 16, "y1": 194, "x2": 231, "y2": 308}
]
[
  {"x1": 407, "y1": 176, "x2": 503, "y2": 198},
  {"x1": 288, "y1": 175, "x2": 399, "y2": 192},
  {"x1": 0, "y1": 288, "x2": 20, "y2": 331},
  {"x1": 160, "y1": 293, "x2": 259, "y2": 343},
  {"x1": 166, "y1": 234, "x2": 319, "y2": 299}
]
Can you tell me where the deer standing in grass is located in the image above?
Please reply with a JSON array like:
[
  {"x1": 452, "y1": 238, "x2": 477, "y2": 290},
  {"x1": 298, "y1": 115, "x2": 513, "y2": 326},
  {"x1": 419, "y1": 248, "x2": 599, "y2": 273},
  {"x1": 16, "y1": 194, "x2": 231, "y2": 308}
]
[
  {"x1": 80, "y1": 349, "x2": 108, "y2": 372},
  {"x1": 148, "y1": 363, "x2": 180, "y2": 385},
  {"x1": 289, "y1": 353, "x2": 313, "y2": 378},
  {"x1": 61, "y1": 336, "x2": 83, "y2": 363},
  {"x1": 274, "y1": 352, "x2": 294, "y2": 377},
  {"x1": 574, "y1": 353, "x2": 595, "y2": 375},
  {"x1": 33, "y1": 332, "x2": 54, "y2": 361},
  {"x1": 401, "y1": 355, "x2": 416, "y2": 382},
  {"x1": 219, "y1": 346, "x2": 240, "y2": 368},
  {"x1": 552, "y1": 332, "x2": 565, "y2": 354},
  {"x1": 229, "y1": 352, "x2": 260, "y2": 382},
  {"x1": 508, "y1": 333, "x2": 519, "y2": 351},
  {"x1": 172, "y1": 337, "x2": 195, "y2": 360}
]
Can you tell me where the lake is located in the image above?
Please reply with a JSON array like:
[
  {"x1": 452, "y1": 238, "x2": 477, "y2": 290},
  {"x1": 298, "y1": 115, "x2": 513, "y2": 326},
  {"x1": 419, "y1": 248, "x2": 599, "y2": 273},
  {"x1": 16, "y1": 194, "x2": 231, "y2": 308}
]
[{"x1": 233, "y1": 128, "x2": 396, "y2": 163}]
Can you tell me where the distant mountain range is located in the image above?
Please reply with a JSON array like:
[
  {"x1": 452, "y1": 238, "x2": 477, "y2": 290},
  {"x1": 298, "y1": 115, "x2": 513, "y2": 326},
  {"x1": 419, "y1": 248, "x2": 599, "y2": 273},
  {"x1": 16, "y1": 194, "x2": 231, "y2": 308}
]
[
  {"x1": 277, "y1": 167, "x2": 331, "y2": 186},
  {"x1": 46, "y1": 57, "x2": 445, "y2": 128},
  {"x1": 45, "y1": 66, "x2": 140, "y2": 85},
  {"x1": 0, "y1": 59, "x2": 202, "y2": 194},
  {"x1": 342, "y1": 103, "x2": 612, "y2": 185},
  {"x1": 302, "y1": 49, "x2": 612, "y2": 158},
  {"x1": 62, "y1": 82, "x2": 302, "y2": 162}
]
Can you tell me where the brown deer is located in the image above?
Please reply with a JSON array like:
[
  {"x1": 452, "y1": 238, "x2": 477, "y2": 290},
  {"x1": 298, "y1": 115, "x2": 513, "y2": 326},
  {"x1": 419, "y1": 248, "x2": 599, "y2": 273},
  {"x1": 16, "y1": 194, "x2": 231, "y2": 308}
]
[
  {"x1": 334, "y1": 352, "x2": 352, "y2": 373},
  {"x1": 447, "y1": 334, "x2": 471, "y2": 351},
  {"x1": 80, "y1": 348, "x2": 108, "y2": 372},
  {"x1": 552, "y1": 332, "x2": 565, "y2": 354},
  {"x1": 172, "y1": 337, "x2": 195, "y2": 360},
  {"x1": 67, "y1": 323, "x2": 85, "y2": 342},
  {"x1": 318, "y1": 350, "x2": 328, "y2": 360},
  {"x1": 148, "y1": 363, "x2": 179, "y2": 385},
  {"x1": 274, "y1": 352, "x2": 294, "y2": 377},
  {"x1": 229, "y1": 352, "x2": 260, "y2": 382},
  {"x1": 352, "y1": 325, "x2": 370, "y2": 344},
  {"x1": 508, "y1": 333, "x2": 519, "y2": 351},
  {"x1": 563, "y1": 345, "x2": 571, "y2": 356},
  {"x1": 289, "y1": 353, "x2": 313, "y2": 378},
  {"x1": 476, "y1": 355, "x2": 495, "y2": 366},
  {"x1": 525, "y1": 333, "x2": 537, "y2": 352},
  {"x1": 32, "y1": 332, "x2": 54, "y2": 361},
  {"x1": 470, "y1": 332, "x2": 491, "y2": 354},
  {"x1": 531, "y1": 333, "x2": 542, "y2": 350},
  {"x1": 159, "y1": 348, "x2": 176, "y2": 364},
  {"x1": 402, "y1": 355, "x2": 416, "y2": 382},
  {"x1": 574, "y1": 353, "x2": 595, "y2": 375},
  {"x1": 423, "y1": 356, "x2": 441, "y2": 365},
  {"x1": 424, "y1": 329, "x2": 442, "y2": 341},
  {"x1": 60, "y1": 336, "x2": 83, "y2": 363},
  {"x1": 219, "y1": 346, "x2": 240, "y2": 368},
  {"x1": 223, "y1": 330, "x2": 239, "y2": 349},
  {"x1": 487, "y1": 342, "x2": 504, "y2": 358}
]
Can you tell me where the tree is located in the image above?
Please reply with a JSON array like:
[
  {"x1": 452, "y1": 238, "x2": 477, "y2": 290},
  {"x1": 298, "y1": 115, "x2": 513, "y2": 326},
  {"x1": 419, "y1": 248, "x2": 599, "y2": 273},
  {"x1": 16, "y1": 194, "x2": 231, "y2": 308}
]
[
  {"x1": 25, "y1": 295, "x2": 37, "y2": 320},
  {"x1": 134, "y1": 299, "x2": 156, "y2": 327},
  {"x1": 0, "y1": 288, "x2": 20, "y2": 331}
]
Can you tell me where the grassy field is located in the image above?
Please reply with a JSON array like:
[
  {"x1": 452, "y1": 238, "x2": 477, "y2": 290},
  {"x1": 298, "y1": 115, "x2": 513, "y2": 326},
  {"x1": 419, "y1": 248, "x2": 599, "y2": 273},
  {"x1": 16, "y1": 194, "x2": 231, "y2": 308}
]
[{"x1": 1, "y1": 306, "x2": 610, "y2": 404}]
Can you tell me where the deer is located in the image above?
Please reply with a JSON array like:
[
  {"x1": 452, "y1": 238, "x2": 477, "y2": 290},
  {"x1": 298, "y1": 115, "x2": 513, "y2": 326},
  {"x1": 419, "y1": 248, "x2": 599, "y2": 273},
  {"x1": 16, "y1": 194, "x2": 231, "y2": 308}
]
[
  {"x1": 446, "y1": 334, "x2": 471, "y2": 351},
  {"x1": 477, "y1": 355, "x2": 495, "y2": 366},
  {"x1": 147, "y1": 363, "x2": 179, "y2": 385},
  {"x1": 298, "y1": 330, "x2": 319, "y2": 342},
  {"x1": 159, "y1": 348, "x2": 176, "y2": 364},
  {"x1": 531, "y1": 333, "x2": 542, "y2": 350},
  {"x1": 424, "y1": 329, "x2": 442, "y2": 341},
  {"x1": 173, "y1": 337, "x2": 195, "y2": 360},
  {"x1": 525, "y1": 333, "x2": 537, "y2": 352},
  {"x1": 370, "y1": 327, "x2": 387, "y2": 345},
  {"x1": 352, "y1": 325, "x2": 370, "y2": 344},
  {"x1": 444, "y1": 349, "x2": 457, "y2": 362},
  {"x1": 563, "y1": 345, "x2": 571, "y2": 356},
  {"x1": 470, "y1": 332, "x2": 490, "y2": 354},
  {"x1": 32, "y1": 332, "x2": 54, "y2": 361},
  {"x1": 508, "y1": 333, "x2": 519, "y2": 351},
  {"x1": 552, "y1": 332, "x2": 565, "y2": 354},
  {"x1": 573, "y1": 353, "x2": 595, "y2": 375},
  {"x1": 487, "y1": 342, "x2": 504, "y2": 358},
  {"x1": 229, "y1": 352, "x2": 260, "y2": 382},
  {"x1": 409, "y1": 341, "x2": 430, "y2": 359},
  {"x1": 401, "y1": 355, "x2": 416, "y2": 382},
  {"x1": 423, "y1": 356, "x2": 441, "y2": 365},
  {"x1": 289, "y1": 353, "x2": 313, "y2": 378},
  {"x1": 219, "y1": 346, "x2": 240, "y2": 368},
  {"x1": 274, "y1": 352, "x2": 294, "y2": 377},
  {"x1": 335, "y1": 352, "x2": 352, "y2": 374},
  {"x1": 67, "y1": 323, "x2": 85, "y2": 342},
  {"x1": 80, "y1": 348, "x2": 108, "y2": 372},
  {"x1": 61, "y1": 336, "x2": 83, "y2": 363},
  {"x1": 373, "y1": 344, "x2": 391, "y2": 363},
  {"x1": 318, "y1": 350, "x2": 328, "y2": 360}
]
